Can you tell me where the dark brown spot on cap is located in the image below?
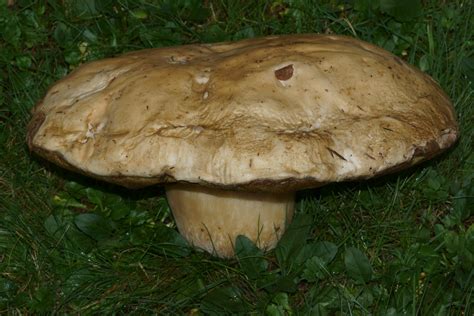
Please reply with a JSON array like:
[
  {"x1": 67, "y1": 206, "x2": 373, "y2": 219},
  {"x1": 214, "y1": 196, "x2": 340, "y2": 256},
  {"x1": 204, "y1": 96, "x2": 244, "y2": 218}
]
[{"x1": 275, "y1": 64, "x2": 294, "y2": 81}]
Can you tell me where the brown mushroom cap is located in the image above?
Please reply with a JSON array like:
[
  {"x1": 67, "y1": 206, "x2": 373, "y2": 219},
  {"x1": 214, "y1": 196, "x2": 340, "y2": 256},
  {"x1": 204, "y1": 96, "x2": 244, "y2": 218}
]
[{"x1": 27, "y1": 34, "x2": 458, "y2": 192}]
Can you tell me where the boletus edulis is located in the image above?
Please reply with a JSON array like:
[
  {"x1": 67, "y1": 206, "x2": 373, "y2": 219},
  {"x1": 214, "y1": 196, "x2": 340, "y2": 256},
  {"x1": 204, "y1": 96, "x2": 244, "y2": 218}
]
[{"x1": 27, "y1": 34, "x2": 458, "y2": 258}]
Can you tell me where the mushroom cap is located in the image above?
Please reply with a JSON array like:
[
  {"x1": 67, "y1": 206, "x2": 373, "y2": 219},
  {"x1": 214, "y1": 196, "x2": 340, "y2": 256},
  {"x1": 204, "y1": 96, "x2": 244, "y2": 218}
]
[{"x1": 27, "y1": 34, "x2": 458, "y2": 192}]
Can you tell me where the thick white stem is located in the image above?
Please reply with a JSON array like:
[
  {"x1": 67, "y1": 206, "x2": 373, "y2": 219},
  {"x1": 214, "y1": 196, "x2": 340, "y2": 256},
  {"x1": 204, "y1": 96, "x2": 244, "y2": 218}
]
[{"x1": 166, "y1": 183, "x2": 295, "y2": 258}]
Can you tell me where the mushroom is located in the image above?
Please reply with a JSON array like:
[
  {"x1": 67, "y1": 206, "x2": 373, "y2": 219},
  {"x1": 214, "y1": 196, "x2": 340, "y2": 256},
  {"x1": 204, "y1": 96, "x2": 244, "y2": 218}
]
[{"x1": 27, "y1": 34, "x2": 458, "y2": 258}]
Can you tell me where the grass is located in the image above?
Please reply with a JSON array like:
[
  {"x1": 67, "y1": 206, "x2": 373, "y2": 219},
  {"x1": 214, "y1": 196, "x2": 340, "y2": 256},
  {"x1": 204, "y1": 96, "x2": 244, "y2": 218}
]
[{"x1": 0, "y1": 0, "x2": 473, "y2": 314}]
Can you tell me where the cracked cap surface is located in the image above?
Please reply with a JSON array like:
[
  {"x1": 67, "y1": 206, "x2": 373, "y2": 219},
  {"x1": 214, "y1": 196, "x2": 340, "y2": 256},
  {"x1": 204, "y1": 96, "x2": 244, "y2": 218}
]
[{"x1": 27, "y1": 34, "x2": 458, "y2": 192}]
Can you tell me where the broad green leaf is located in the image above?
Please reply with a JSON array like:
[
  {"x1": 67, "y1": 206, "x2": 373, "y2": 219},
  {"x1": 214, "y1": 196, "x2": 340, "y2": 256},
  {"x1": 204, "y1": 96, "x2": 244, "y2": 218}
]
[
  {"x1": 200, "y1": 287, "x2": 249, "y2": 314},
  {"x1": 64, "y1": 181, "x2": 86, "y2": 199},
  {"x1": 53, "y1": 22, "x2": 71, "y2": 47},
  {"x1": 266, "y1": 293, "x2": 292, "y2": 316},
  {"x1": 82, "y1": 28, "x2": 97, "y2": 43},
  {"x1": 416, "y1": 244, "x2": 440, "y2": 274},
  {"x1": 128, "y1": 209, "x2": 150, "y2": 226},
  {"x1": 275, "y1": 214, "x2": 312, "y2": 269},
  {"x1": 85, "y1": 187, "x2": 105, "y2": 206},
  {"x1": 103, "y1": 192, "x2": 127, "y2": 206},
  {"x1": 130, "y1": 226, "x2": 153, "y2": 246},
  {"x1": 62, "y1": 269, "x2": 95, "y2": 296},
  {"x1": 235, "y1": 235, "x2": 268, "y2": 279},
  {"x1": 233, "y1": 27, "x2": 256, "y2": 40},
  {"x1": 109, "y1": 202, "x2": 130, "y2": 220},
  {"x1": 266, "y1": 304, "x2": 284, "y2": 316},
  {"x1": 175, "y1": 278, "x2": 205, "y2": 301},
  {"x1": 44, "y1": 210, "x2": 96, "y2": 251},
  {"x1": 15, "y1": 55, "x2": 32, "y2": 69},
  {"x1": 307, "y1": 303, "x2": 328, "y2": 316},
  {"x1": 303, "y1": 256, "x2": 328, "y2": 281},
  {"x1": 357, "y1": 288, "x2": 375, "y2": 307},
  {"x1": 344, "y1": 247, "x2": 373, "y2": 283},
  {"x1": 444, "y1": 231, "x2": 461, "y2": 254},
  {"x1": 64, "y1": 49, "x2": 81, "y2": 65},
  {"x1": 380, "y1": 0, "x2": 422, "y2": 21},
  {"x1": 74, "y1": 213, "x2": 114, "y2": 241},
  {"x1": 44, "y1": 215, "x2": 61, "y2": 237},
  {"x1": 257, "y1": 273, "x2": 298, "y2": 294},
  {"x1": 95, "y1": 191, "x2": 131, "y2": 218},
  {"x1": 441, "y1": 6, "x2": 460, "y2": 30},
  {"x1": 308, "y1": 286, "x2": 340, "y2": 313},
  {"x1": 462, "y1": 225, "x2": 474, "y2": 269},
  {"x1": 271, "y1": 275, "x2": 298, "y2": 294},
  {"x1": 272, "y1": 293, "x2": 291, "y2": 311},
  {"x1": 1, "y1": 16, "x2": 21, "y2": 47},
  {"x1": 295, "y1": 241, "x2": 338, "y2": 265},
  {"x1": 422, "y1": 169, "x2": 450, "y2": 201},
  {"x1": 152, "y1": 225, "x2": 190, "y2": 257},
  {"x1": 67, "y1": 0, "x2": 98, "y2": 18},
  {"x1": 199, "y1": 24, "x2": 229, "y2": 43},
  {"x1": 419, "y1": 54, "x2": 430, "y2": 72}
]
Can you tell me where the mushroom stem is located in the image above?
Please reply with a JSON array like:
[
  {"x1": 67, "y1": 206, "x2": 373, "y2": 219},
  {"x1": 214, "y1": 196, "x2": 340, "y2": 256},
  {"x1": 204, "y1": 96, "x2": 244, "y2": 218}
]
[{"x1": 166, "y1": 183, "x2": 295, "y2": 258}]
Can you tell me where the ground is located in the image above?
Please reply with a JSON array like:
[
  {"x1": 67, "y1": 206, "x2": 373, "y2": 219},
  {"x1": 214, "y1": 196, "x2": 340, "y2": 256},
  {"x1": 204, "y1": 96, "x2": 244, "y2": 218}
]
[{"x1": 0, "y1": 0, "x2": 473, "y2": 314}]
